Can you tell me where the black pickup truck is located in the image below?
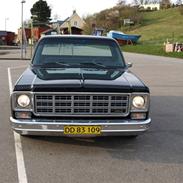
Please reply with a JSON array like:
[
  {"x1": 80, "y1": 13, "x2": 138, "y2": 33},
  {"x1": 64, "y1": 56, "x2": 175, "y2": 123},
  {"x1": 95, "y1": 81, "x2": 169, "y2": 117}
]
[{"x1": 10, "y1": 35, "x2": 151, "y2": 137}]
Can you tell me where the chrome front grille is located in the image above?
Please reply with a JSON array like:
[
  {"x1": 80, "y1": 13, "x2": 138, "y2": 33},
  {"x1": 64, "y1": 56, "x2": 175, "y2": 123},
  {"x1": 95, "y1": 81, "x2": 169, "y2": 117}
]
[{"x1": 34, "y1": 93, "x2": 130, "y2": 117}]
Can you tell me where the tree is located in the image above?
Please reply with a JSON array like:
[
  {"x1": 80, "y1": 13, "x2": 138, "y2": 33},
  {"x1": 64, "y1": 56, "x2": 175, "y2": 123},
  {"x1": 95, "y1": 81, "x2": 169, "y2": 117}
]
[
  {"x1": 30, "y1": 0, "x2": 51, "y2": 24},
  {"x1": 133, "y1": 0, "x2": 146, "y2": 6},
  {"x1": 117, "y1": 0, "x2": 126, "y2": 6},
  {"x1": 160, "y1": 0, "x2": 171, "y2": 8},
  {"x1": 83, "y1": 15, "x2": 95, "y2": 35}
]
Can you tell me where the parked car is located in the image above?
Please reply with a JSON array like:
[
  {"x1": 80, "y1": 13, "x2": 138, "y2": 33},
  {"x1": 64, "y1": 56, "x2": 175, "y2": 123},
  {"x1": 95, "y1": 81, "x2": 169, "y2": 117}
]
[{"x1": 10, "y1": 35, "x2": 151, "y2": 137}]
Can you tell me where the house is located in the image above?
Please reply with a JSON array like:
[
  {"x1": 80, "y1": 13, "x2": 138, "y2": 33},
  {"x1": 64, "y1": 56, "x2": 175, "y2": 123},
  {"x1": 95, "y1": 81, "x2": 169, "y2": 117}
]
[
  {"x1": 17, "y1": 26, "x2": 50, "y2": 44},
  {"x1": 93, "y1": 28, "x2": 105, "y2": 36},
  {"x1": 0, "y1": 31, "x2": 16, "y2": 45},
  {"x1": 140, "y1": 3, "x2": 160, "y2": 10},
  {"x1": 16, "y1": 11, "x2": 85, "y2": 44},
  {"x1": 41, "y1": 29, "x2": 58, "y2": 37},
  {"x1": 32, "y1": 26, "x2": 50, "y2": 41},
  {"x1": 49, "y1": 20, "x2": 64, "y2": 29},
  {"x1": 0, "y1": 31, "x2": 7, "y2": 45},
  {"x1": 17, "y1": 28, "x2": 31, "y2": 44},
  {"x1": 60, "y1": 10, "x2": 85, "y2": 35},
  {"x1": 92, "y1": 27, "x2": 105, "y2": 36},
  {"x1": 49, "y1": 20, "x2": 64, "y2": 34}
]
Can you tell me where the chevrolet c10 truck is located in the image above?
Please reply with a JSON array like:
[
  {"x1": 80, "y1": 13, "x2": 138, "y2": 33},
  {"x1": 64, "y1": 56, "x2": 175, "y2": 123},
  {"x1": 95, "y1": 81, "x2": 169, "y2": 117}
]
[{"x1": 10, "y1": 35, "x2": 151, "y2": 137}]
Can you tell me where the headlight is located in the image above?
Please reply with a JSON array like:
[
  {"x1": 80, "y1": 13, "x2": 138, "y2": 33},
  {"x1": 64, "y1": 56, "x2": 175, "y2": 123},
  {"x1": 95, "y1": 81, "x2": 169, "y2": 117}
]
[
  {"x1": 17, "y1": 95, "x2": 30, "y2": 108},
  {"x1": 132, "y1": 96, "x2": 145, "y2": 109}
]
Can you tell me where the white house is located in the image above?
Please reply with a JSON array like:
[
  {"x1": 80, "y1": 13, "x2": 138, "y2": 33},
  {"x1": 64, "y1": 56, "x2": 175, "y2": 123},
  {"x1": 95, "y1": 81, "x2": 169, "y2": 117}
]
[
  {"x1": 60, "y1": 10, "x2": 85, "y2": 34},
  {"x1": 140, "y1": 3, "x2": 160, "y2": 10}
]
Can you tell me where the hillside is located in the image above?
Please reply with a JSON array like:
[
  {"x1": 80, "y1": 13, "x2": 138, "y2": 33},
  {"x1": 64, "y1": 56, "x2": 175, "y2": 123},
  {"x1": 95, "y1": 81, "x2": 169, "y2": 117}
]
[
  {"x1": 120, "y1": 8, "x2": 183, "y2": 58},
  {"x1": 125, "y1": 8, "x2": 183, "y2": 44},
  {"x1": 84, "y1": 7, "x2": 183, "y2": 58}
]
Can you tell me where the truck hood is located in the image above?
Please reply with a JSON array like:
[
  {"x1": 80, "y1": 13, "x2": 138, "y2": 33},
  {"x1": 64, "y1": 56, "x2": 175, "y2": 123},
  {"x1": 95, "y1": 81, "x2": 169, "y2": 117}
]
[{"x1": 14, "y1": 67, "x2": 149, "y2": 93}]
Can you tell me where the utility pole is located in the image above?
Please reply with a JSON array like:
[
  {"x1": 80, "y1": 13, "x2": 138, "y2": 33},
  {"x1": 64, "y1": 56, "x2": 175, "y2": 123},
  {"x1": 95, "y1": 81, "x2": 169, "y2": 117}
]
[
  {"x1": 21, "y1": 0, "x2": 26, "y2": 59},
  {"x1": 30, "y1": 15, "x2": 37, "y2": 58}
]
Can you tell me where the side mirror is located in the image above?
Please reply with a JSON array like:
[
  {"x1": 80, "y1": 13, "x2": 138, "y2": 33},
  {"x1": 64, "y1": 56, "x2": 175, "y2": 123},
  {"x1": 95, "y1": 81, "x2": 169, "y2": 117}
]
[{"x1": 127, "y1": 63, "x2": 133, "y2": 68}]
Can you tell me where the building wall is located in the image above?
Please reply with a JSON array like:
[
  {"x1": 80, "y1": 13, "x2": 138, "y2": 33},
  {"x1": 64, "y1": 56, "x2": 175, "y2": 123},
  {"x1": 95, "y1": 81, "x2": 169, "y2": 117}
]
[
  {"x1": 33, "y1": 27, "x2": 50, "y2": 41},
  {"x1": 6, "y1": 32, "x2": 16, "y2": 45},
  {"x1": 0, "y1": 31, "x2": 15, "y2": 45},
  {"x1": 17, "y1": 27, "x2": 50, "y2": 43},
  {"x1": 17, "y1": 28, "x2": 31, "y2": 44},
  {"x1": 62, "y1": 27, "x2": 83, "y2": 35}
]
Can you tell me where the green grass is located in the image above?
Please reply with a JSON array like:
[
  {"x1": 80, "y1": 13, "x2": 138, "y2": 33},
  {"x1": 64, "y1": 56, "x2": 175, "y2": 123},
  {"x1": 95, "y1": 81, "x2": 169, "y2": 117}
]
[
  {"x1": 122, "y1": 44, "x2": 183, "y2": 59},
  {"x1": 121, "y1": 8, "x2": 183, "y2": 59}
]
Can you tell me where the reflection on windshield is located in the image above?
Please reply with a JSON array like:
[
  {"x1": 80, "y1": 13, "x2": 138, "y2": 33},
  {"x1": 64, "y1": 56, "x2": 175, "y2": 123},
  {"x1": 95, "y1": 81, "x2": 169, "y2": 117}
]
[
  {"x1": 32, "y1": 67, "x2": 125, "y2": 81},
  {"x1": 32, "y1": 37, "x2": 125, "y2": 68}
]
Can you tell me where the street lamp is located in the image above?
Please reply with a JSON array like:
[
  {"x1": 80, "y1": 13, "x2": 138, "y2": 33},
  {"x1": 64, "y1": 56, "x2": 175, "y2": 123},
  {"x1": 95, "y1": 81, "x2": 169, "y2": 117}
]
[
  {"x1": 5, "y1": 18, "x2": 9, "y2": 31},
  {"x1": 21, "y1": 0, "x2": 26, "y2": 59}
]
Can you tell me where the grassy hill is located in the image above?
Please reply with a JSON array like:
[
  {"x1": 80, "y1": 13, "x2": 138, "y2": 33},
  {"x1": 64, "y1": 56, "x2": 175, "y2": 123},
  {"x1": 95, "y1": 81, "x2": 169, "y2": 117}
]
[
  {"x1": 126, "y1": 8, "x2": 183, "y2": 43},
  {"x1": 122, "y1": 8, "x2": 183, "y2": 58}
]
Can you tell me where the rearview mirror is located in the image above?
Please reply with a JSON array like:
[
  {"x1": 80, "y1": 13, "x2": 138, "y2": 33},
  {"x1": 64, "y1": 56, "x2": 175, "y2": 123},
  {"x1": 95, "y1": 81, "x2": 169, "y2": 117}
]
[{"x1": 127, "y1": 63, "x2": 133, "y2": 68}]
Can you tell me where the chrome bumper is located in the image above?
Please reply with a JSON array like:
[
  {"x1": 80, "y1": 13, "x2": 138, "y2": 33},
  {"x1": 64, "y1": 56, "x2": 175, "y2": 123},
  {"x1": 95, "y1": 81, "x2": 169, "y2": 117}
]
[{"x1": 10, "y1": 117, "x2": 151, "y2": 136}]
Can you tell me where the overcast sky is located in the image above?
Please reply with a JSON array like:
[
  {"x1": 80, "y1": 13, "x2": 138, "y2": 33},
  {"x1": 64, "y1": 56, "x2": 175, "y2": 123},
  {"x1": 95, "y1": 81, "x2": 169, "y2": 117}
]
[{"x1": 0, "y1": 0, "x2": 118, "y2": 33}]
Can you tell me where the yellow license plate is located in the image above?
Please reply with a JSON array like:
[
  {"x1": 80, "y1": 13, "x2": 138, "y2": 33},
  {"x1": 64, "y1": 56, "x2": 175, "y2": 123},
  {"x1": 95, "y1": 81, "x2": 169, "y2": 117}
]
[{"x1": 64, "y1": 126, "x2": 101, "y2": 135}]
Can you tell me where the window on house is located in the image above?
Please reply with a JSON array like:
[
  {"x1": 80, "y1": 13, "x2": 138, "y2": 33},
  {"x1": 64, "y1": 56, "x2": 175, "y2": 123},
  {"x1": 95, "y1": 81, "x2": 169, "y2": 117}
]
[{"x1": 74, "y1": 21, "x2": 77, "y2": 26}]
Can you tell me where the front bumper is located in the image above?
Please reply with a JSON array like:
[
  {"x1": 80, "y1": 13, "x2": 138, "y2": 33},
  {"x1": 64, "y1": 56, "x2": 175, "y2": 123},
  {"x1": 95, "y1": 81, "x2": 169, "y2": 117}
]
[{"x1": 10, "y1": 117, "x2": 151, "y2": 136}]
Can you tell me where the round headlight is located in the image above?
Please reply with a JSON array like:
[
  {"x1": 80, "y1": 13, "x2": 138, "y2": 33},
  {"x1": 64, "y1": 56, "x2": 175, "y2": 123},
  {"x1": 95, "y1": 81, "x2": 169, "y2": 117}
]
[
  {"x1": 132, "y1": 96, "x2": 145, "y2": 109},
  {"x1": 17, "y1": 95, "x2": 30, "y2": 108}
]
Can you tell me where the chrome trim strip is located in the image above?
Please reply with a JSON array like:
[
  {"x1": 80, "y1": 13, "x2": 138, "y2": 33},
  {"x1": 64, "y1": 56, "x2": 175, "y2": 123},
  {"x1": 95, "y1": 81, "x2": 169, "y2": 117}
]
[
  {"x1": 10, "y1": 117, "x2": 151, "y2": 136},
  {"x1": 10, "y1": 117, "x2": 151, "y2": 125}
]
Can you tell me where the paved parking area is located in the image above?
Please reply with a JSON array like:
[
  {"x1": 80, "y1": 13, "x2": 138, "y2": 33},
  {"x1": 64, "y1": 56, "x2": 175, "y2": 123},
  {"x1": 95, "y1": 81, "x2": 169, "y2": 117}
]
[{"x1": 0, "y1": 53, "x2": 183, "y2": 183}]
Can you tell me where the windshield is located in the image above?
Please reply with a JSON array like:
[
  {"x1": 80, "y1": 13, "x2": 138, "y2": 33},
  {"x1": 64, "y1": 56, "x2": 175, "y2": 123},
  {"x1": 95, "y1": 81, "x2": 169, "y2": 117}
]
[{"x1": 32, "y1": 37, "x2": 125, "y2": 68}]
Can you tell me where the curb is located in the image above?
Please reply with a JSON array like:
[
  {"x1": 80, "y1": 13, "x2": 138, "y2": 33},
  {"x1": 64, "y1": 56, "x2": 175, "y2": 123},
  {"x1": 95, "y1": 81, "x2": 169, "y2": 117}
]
[{"x1": 0, "y1": 58, "x2": 30, "y2": 60}]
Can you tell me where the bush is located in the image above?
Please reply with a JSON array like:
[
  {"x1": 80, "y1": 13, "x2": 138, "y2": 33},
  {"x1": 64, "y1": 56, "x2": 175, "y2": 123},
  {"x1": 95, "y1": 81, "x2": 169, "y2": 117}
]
[{"x1": 83, "y1": 5, "x2": 144, "y2": 34}]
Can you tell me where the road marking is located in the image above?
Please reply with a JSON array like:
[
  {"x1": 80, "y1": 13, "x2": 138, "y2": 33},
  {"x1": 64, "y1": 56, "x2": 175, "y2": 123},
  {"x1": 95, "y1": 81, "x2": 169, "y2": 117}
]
[{"x1": 7, "y1": 67, "x2": 28, "y2": 183}]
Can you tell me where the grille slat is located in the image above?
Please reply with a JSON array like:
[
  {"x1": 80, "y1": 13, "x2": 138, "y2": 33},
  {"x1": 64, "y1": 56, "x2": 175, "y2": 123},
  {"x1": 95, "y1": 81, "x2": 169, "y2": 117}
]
[{"x1": 34, "y1": 93, "x2": 129, "y2": 116}]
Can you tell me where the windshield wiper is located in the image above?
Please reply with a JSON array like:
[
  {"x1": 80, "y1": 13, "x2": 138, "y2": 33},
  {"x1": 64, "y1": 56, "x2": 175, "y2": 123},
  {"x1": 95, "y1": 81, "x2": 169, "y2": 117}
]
[
  {"x1": 33, "y1": 61, "x2": 124, "y2": 69},
  {"x1": 79, "y1": 62, "x2": 125, "y2": 69},
  {"x1": 80, "y1": 62, "x2": 106, "y2": 68},
  {"x1": 55, "y1": 62, "x2": 70, "y2": 67},
  {"x1": 34, "y1": 62, "x2": 70, "y2": 68}
]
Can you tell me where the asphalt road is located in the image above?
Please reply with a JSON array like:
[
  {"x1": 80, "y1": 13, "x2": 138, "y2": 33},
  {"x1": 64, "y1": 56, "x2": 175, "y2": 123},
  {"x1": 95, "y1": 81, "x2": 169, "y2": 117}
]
[{"x1": 0, "y1": 52, "x2": 183, "y2": 183}]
